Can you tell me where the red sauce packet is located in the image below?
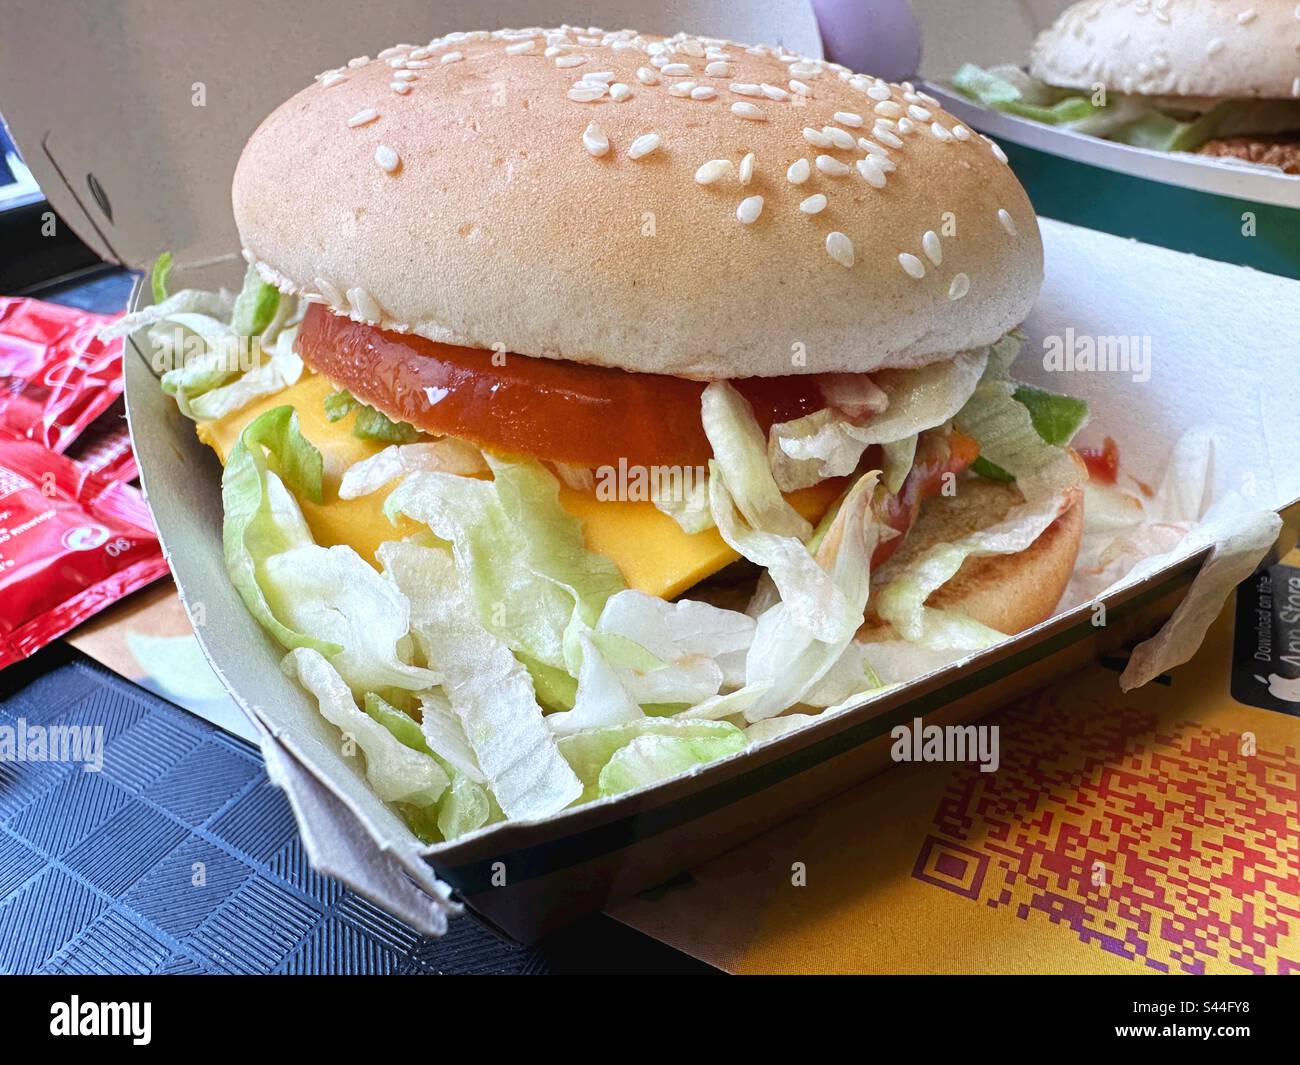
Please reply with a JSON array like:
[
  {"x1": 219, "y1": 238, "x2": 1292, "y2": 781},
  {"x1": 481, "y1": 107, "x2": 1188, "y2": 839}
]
[
  {"x1": 0, "y1": 438, "x2": 169, "y2": 669},
  {"x1": 0, "y1": 296, "x2": 124, "y2": 453}
]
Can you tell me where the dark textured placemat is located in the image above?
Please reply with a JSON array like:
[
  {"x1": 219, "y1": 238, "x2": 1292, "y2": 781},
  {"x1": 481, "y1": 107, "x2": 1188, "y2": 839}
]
[{"x1": 0, "y1": 645, "x2": 715, "y2": 974}]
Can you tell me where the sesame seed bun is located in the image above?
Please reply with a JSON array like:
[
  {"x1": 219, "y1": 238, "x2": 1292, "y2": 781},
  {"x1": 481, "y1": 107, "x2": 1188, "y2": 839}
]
[
  {"x1": 1030, "y1": 0, "x2": 1300, "y2": 102},
  {"x1": 233, "y1": 28, "x2": 1043, "y2": 380},
  {"x1": 865, "y1": 474, "x2": 1085, "y2": 637}
]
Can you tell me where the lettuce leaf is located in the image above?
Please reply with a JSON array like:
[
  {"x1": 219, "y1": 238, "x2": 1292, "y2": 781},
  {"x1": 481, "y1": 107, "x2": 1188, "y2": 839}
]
[
  {"x1": 703, "y1": 381, "x2": 812, "y2": 539},
  {"x1": 378, "y1": 540, "x2": 583, "y2": 820},
  {"x1": 150, "y1": 252, "x2": 173, "y2": 305},
  {"x1": 283, "y1": 648, "x2": 447, "y2": 807},
  {"x1": 556, "y1": 718, "x2": 747, "y2": 803},
  {"x1": 230, "y1": 264, "x2": 281, "y2": 338},
  {"x1": 222, "y1": 406, "x2": 339, "y2": 655}
]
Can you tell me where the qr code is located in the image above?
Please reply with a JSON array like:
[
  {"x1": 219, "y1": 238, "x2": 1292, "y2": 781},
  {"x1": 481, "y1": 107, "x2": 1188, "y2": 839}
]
[{"x1": 912, "y1": 690, "x2": 1300, "y2": 974}]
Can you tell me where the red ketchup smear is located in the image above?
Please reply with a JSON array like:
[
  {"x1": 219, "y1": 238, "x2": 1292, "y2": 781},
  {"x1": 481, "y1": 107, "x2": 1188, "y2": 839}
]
[{"x1": 1078, "y1": 437, "x2": 1120, "y2": 484}]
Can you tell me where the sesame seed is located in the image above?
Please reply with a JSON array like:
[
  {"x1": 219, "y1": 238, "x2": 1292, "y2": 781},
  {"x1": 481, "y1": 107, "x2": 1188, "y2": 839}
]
[
  {"x1": 898, "y1": 117, "x2": 915, "y2": 135},
  {"x1": 705, "y1": 61, "x2": 731, "y2": 76},
  {"x1": 997, "y1": 208, "x2": 1017, "y2": 235},
  {"x1": 636, "y1": 66, "x2": 660, "y2": 85},
  {"x1": 650, "y1": 54, "x2": 670, "y2": 68},
  {"x1": 826, "y1": 232, "x2": 854, "y2": 267},
  {"x1": 375, "y1": 145, "x2": 400, "y2": 173},
  {"x1": 1206, "y1": 37, "x2": 1225, "y2": 56},
  {"x1": 739, "y1": 152, "x2": 755, "y2": 185},
  {"x1": 348, "y1": 286, "x2": 383, "y2": 323},
  {"x1": 787, "y1": 158, "x2": 811, "y2": 183},
  {"x1": 988, "y1": 138, "x2": 1009, "y2": 163},
  {"x1": 390, "y1": 81, "x2": 412, "y2": 94},
  {"x1": 732, "y1": 101, "x2": 765, "y2": 120},
  {"x1": 761, "y1": 83, "x2": 791, "y2": 101},
  {"x1": 568, "y1": 86, "x2": 605, "y2": 102},
  {"x1": 817, "y1": 155, "x2": 851, "y2": 177},
  {"x1": 856, "y1": 157, "x2": 887, "y2": 187},
  {"x1": 393, "y1": 69, "x2": 417, "y2": 81},
  {"x1": 922, "y1": 231, "x2": 942, "y2": 265},
  {"x1": 866, "y1": 84, "x2": 892, "y2": 101},
  {"x1": 321, "y1": 72, "x2": 347, "y2": 88},
  {"x1": 695, "y1": 159, "x2": 732, "y2": 184},
  {"x1": 661, "y1": 62, "x2": 691, "y2": 75},
  {"x1": 347, "y1": 108, "x2": 380, "y2": 127},
  {"x1": 874, "y1": 100, "x2": 903, "y2": 118},
  {"x1": 440, "y1": 51, "x2": 463, "y2": 64},
  {"x1": 403, "y1": 60, "x2": 433, "y2": 70},
  {"x1": 824, "y1": 126, "x2": 856, "y2": 150},
  {"x1": 858, "y1": 138, "x2": 890, "y2": 157},
  {"x1": 803, "y1": 127, "x2": 834, "y2": 148},
  {"x1": 347, "y1": 56, "x2": 371, "y2": 68},
  {"x1": 948, "y1": 273, "x2": 970, "y2": 300},
  {"x1": 730, "y1": 82, "x2": 763, "y2": 96},
  {"x1": 908, "y1": 104, "x2": 932, "y2": 121},
  {"x1": 628, "y1": 132, "x2": 662, "y2": 160},
  {"x1": 1238, "y1": 8, "x2": 1257, "y2": 24},
  {"x1": 1293, "y1": 76, "x2": 1300, "y2": 97},
  {"x1": 834, "y1": 111, "x2": 865, "y2": 128},
  {"x1": 691, "y1": 85, "x2": 717, "y2": 100},
  {"x1": 898, "y1": 253, "x2": 926, "y2": 279},
  {"x1": 609, "y1": 82, "x2": 632, "y2": 101},
  {"x1": 506, "y1": 41, "x2": 536, "y2": 55},
  {"x1": 789, "y1": 61, "x2": 820, "y2": 76},
  {"x1": 736, "y1": 195, "x2": 764, "y2": 224},
  {"x1": 801, "y1": 194, "x2": 828, "y2": 214},
  {"x1": 952, "y1": 125, "x2": 971, "y2": 141},
  {"x1": 315, "y1": 277, "x2": 344, "y2": 306},
  {"x1": 668, "y1": 81, "x2": 696, "y2": 97},
  {"x1": 582, "y1": 121, "x2": 610, "y2": 157},
  {"x1": 555, "y1": 54, "x2": 588, "y2": 68},
  {"x1": 581, "y1": 71, "x2": 615, "y2": 84},
  {"x1": 930, "y1": 122, "x2": 953, "y2": 142},
  {"x1": 874, "y1": 128, "x2": 904, "y2": 149},
  {"x1": 789, "y1": 79, "x2": 812, "y2": 96}
]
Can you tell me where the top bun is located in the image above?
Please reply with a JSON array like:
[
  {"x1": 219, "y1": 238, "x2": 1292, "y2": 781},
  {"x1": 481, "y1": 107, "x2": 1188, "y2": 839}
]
[
  {"x1": 1031, "y1": 0, "x2": 1300, "y2": 101},
  {"x1": 234, "y1": 27, "x2": 1041, "y2": 380}
]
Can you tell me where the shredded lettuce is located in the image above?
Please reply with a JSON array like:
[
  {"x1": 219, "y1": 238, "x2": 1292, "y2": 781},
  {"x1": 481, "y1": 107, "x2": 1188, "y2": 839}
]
[
  {"x1": 339, "y1": 440, "x2": 486, "y2": 500},
  {"x1": 284, "y1": 648, "x2": 447, "y2": 806},
  {"x1": 768, "y1": 350, "x2": 988, "y2": 492},
  {"x1": 378, "y1": 540, "x2": 583, "y2": 820},
  {"x1": 703, "y1": 381, "x2": 812, "y2": 539},
  {"x1": 221, "y1": 406, "x2": 338, "y2": 655},
  {"x1": 955, "y1": 63, "x2": 1300, "y2": 152},
  {"x1": 230, "y1": 264, "x2": 281, "y2": 338},
  {"x1": 262, "y1": 543, "x2": 440, "y2": 695},
  {"x1": 956, "y1": 380, "x2": 1085, "y2": 498},
  {"x1": 385, "y1": 456, "x2": 625, "y2": 676},
  {"x1": 556, "y1": 719, "x2": 747, "y2": 803},
  {"x1": 323, "y1": 388, "x2": 421, "y2": 442},
  {"x1": 150, "y1": 252, "x2": 173, "y2": 306}
]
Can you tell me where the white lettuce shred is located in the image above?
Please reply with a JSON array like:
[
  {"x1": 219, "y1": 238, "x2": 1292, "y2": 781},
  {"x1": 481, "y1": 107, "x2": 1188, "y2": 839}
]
[
  {"x1": 768, "y1": 350, "x2": 988, "y2": 491},
  {"x1": 339, "y1": 439, "x2": 487, "y2": 500},
  {"x1": 283, "y1": 647, "x2": 447, "y2": 807},
  {"x1": 379, "y1": 540, "x2": 583, "y2": 820}
]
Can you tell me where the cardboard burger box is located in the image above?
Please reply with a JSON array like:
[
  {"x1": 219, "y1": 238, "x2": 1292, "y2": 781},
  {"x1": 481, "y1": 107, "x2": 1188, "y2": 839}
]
[
  {"x1": 5, "y1": 1, "x2": 1299, "y2": 943},
  {"x1": 910, "y1": 0, "x2": 1300, "y2": 279}
]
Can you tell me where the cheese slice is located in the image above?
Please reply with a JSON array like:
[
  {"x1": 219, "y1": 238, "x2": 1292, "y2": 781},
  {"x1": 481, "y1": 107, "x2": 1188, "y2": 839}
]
[{"x1": 196, "y1": 372, "x2": 840, "y2": 599}]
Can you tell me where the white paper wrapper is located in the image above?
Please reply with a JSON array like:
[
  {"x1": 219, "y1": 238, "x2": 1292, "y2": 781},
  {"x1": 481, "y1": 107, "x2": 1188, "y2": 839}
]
[{"x1": 1057, "y1": 430, "x2": 1284, "y2": 689}]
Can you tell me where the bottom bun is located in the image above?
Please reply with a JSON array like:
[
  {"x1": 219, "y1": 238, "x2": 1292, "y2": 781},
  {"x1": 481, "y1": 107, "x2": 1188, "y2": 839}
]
[{"x1": 865, "y1": 473, "x2": 1085, "y2": 637}]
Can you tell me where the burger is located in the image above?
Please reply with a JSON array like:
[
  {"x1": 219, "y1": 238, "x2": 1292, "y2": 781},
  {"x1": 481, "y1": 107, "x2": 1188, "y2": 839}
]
[
  {"x1": 116, "y1": 26, "x2": 1091, "y2": 841},
  {"x1": 954, "y1": 0, "x2": 1300, "y2": 173}
]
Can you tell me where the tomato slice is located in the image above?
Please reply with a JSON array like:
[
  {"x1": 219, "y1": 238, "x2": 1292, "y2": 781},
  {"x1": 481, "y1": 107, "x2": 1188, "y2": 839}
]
[
  {"x1": 296, "y1": 304, "x2": 829, "y2": 468},
  {"x1": 1078, "y1": 436, "x2": 1120, "y2": 484}
]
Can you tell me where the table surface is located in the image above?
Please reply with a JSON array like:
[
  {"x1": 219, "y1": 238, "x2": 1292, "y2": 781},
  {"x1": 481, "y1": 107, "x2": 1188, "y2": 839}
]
[{"x1": 0, "y1": 266, "x2": 715, "y2": 975}]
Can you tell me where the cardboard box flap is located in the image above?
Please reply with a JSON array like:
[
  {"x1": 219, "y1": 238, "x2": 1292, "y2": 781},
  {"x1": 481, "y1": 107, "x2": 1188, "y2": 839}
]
[{"x1": 0, "y1": 0, "x2": 822, "y2": 272}]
